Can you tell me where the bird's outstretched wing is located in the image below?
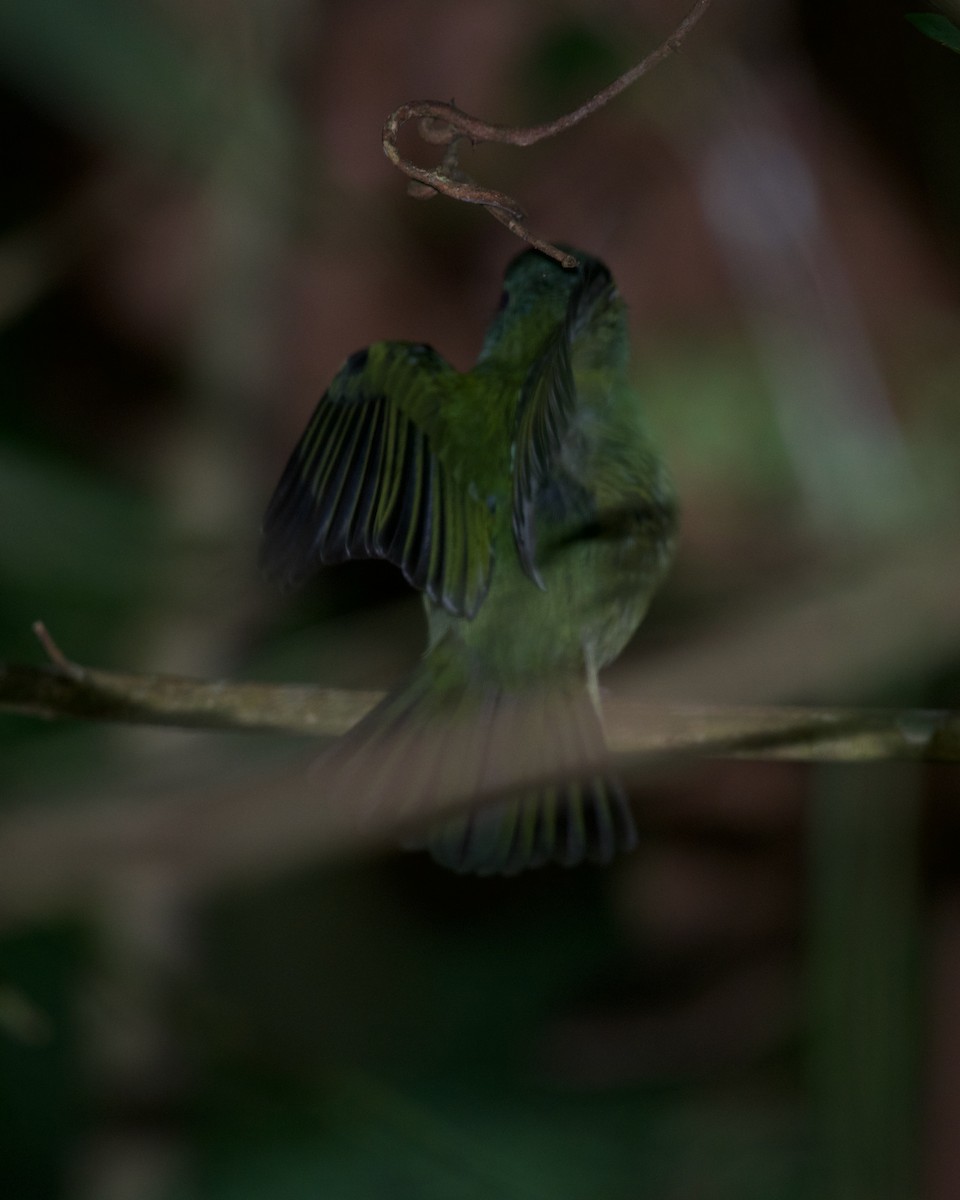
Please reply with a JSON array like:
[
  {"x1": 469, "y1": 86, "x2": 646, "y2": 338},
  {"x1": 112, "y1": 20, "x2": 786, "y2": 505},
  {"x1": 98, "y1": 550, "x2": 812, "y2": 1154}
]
[
  {"x1": 261, "y1": 341, "x2": 493, "y2": 617},
  {"x1": 510, "y1": 258, "x2": 619, "y2": 584}
]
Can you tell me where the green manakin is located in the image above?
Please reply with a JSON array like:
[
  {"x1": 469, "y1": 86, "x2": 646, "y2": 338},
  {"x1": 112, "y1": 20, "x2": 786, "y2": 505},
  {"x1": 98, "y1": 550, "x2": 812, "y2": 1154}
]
[{"x1": 261, "y1": 247, "x2": 678, "y2": 875}]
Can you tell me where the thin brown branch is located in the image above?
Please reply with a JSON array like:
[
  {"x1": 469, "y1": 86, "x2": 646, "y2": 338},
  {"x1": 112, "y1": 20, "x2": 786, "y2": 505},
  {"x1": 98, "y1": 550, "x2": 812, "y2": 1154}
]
[
  {"x1": 2, "y1": 608, "x2": 960, "y2": 923},
  {"x1": 32, "y1": 620, "x2": 83, "y2": 680},
  {"x1": 0, "y1": 659, "x2": 377, "y2": 737},
  {"x1": 4, "y1": 520, "x2": 959, "y2": 923},
  {"x1": 0, "y1": 660, "x2": 958, "y2": 925},
  {"x1": 3, "y1": 656, "x2": 959, "y2": 764},
  {"x1": 382, "y1": 0, "x2": 715, "y2": 266}
]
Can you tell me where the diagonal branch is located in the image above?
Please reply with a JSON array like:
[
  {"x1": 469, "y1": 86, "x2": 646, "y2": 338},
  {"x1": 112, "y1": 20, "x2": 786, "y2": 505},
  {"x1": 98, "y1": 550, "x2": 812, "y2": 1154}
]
[{"x1": 382, "y1": 0, "x2": 715, "y2": 266}]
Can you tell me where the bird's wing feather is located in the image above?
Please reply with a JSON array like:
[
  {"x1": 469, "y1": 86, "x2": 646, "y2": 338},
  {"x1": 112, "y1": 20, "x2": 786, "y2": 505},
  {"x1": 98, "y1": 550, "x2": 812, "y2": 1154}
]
[
  {"x1": 510, "y1": 260, "x2": 618, "y2": 584},
  {"x1": 260, "y1": 341, "x2": 493, "y2": 617}
]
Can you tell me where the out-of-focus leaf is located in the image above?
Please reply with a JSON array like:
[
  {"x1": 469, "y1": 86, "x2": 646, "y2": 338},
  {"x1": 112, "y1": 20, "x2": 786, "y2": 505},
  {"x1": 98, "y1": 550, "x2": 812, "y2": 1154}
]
[
  {"x1": 0, "y1": 924, "x2": 87, "y2": 1200},
  {"x1": 636, "y1": 334, "x2": 793, "y2": 495},
  {"x1": 0, "y1": 445, "x2": 157, "y2": 603},
  {"x1": 189, "y1": 866, "x2": 806, "y2": 1200},
  {"x1": 0, "y1": 0, "x2": 296, "y2": 177},
  {"x1": 0, "y1": 0, "x2": 220, "y2": 162},
  {"x1": 0, "y1": 441, "x2": 163, "y2": 791},
  {"x1": 906, "y1": 13, "x2": 960, "y2": 55},
  {"x1": 526, "y1": 18, "x2": 626, "y2": 109}
]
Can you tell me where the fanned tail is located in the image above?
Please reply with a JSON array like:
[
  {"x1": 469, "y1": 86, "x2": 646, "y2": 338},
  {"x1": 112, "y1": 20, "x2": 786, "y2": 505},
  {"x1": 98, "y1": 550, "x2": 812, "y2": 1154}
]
[
  {"x1": 319, "y1": 640, "x2": 637, "y2": 876},
  {"x1": 425, "y1": 775, "x2": 636, "y2": 877}
]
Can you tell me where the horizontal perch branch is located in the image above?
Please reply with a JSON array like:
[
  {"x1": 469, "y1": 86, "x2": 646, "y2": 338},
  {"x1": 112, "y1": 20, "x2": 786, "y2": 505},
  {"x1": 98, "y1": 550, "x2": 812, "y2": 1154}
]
[
  {"x1": 3, "y1": 653, "x2": 959, "y2": 764},
  {"x1": 0, "y1": 659, "x2": 378, "y2": 738},
  {"x1": 1, "y1": 607, "x2": 958, "y2": 922}
]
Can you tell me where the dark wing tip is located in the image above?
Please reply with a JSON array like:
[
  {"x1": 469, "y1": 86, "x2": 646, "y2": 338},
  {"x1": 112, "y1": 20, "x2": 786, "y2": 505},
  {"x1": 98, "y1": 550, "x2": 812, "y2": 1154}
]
[
  {"x1": 426, "y1": 779, "x2": 636, "y2": 876},
  {"x1": 260, "y1": 344, "x2": 494, "y2": 616},
  {"x1": 259, "y1": 454, "x2": 320, "y2": 586}
]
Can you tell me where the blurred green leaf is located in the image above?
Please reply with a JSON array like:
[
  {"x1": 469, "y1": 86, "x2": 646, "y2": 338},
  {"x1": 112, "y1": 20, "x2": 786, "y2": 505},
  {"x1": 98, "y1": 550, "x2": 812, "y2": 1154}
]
[
  {"x1": 906, "y1": 13, "x2": 960, "y2": 55},
  {"x1": 0, "y1": 446, "x2": 156, "y2": 600},
  {"x1": 0, "y1": 0, "x2": 297, "y2": 178},
  {"x1": 189, "y1": 865, "x2": 807, "y2": 1200},
  {"x1": 0, "y1": 440, "x2": 164, "y2": 792},
  {"x1": 0, "y1": 924, "x2": 88, "y2": 1200},
  {"x1": 636, "y1": 334, "x2": 793, "y2": 496},
  {"x1": 0, "y1": 443, "x2": 160, "y2": 664},
  {"x1": 525, "y1": 19, "x2": 626, "y2": 110},
  {"x1": 0, "y1": 0, "x2": 218, "y2": 162}
]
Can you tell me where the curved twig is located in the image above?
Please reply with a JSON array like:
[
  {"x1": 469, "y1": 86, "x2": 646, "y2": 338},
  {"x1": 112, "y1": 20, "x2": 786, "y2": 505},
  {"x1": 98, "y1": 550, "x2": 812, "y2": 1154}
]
[
  {"x1": 32, "y1": 619, "x2": 83, "y2": 680},
  {"x1": 382, "y1": 0, "x2": 715, "y2": 265}
]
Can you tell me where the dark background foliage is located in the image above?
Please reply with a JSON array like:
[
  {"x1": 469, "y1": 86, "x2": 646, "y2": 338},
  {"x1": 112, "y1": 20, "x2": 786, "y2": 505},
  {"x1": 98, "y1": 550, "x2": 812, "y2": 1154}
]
[{"x1": 2, "y1": 1, "x2": 960, "y2": 1197}]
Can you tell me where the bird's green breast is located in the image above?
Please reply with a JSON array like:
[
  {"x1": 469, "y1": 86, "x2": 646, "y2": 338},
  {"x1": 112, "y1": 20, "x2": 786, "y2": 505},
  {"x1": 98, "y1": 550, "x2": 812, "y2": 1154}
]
[{"x1": 426, "y1": 366, "x2": 677, "y2": 689}]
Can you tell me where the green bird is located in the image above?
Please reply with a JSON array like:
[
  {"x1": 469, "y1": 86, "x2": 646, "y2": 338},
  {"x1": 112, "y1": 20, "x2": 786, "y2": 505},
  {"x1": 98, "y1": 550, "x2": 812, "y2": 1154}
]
[{"x1": 261, "y1": 247, "x2": 678, "y2": 875}]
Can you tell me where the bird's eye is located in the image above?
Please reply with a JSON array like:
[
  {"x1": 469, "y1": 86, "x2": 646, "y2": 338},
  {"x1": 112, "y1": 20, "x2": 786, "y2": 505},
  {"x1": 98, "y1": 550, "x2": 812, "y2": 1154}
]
[{"x1": 497, "y1": 289, "x2": 509, "y2": 312}]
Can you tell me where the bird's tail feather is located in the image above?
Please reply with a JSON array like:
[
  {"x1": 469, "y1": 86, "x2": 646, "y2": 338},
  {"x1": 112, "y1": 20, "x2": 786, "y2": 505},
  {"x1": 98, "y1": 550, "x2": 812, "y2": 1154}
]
[{"x1": 317, "y1": 639, "x2": 636, "y2": 875}]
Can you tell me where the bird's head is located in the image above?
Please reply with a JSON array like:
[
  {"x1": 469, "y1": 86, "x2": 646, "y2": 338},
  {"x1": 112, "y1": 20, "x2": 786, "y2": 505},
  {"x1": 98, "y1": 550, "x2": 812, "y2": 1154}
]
[{"x1": 478, "y1": 246, "x2": 620, "y2": 367}]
